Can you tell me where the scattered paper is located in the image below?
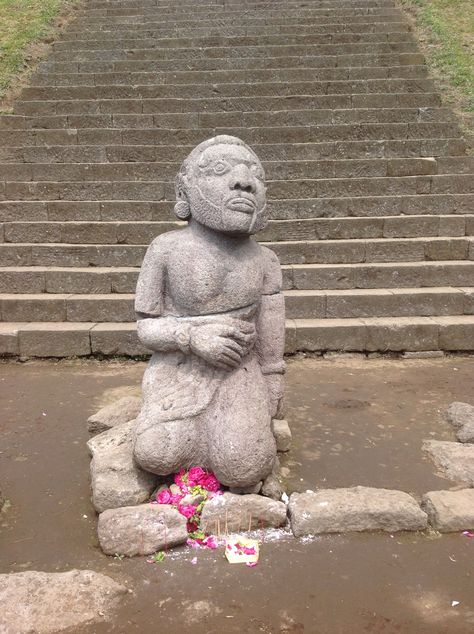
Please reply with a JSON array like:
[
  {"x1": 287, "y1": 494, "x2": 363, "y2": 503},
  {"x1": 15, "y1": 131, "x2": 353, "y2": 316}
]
[{"x1": 451, "y1": 601, "x2": 460, "y2": 607}]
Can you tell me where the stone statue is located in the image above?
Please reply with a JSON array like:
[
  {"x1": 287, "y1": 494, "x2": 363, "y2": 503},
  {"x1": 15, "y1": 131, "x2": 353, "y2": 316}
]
[{"x1": 132, "y1": 135, "x2": 285, "y2": 490}]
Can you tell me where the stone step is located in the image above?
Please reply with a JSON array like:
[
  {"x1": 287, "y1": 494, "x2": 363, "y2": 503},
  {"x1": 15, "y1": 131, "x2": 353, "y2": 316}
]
[
  {"x1": 14, "y1": 92, "x2": 444, "y2": 116},
  {"x1": 60, "y1": 21, "x2": 411, "y2": 41},
  {"x1": 2, "y1": 215, "x2": 472, "y2": 244},
  {"x1": 50, "y1": 31, "x2": 413, "y2": 53},
  {"x1": 2, "y1": 315, "x2": 474, "y2": 357},
  {"x1": 0, "y1": 107, "x2": 454, "y2": 131},
  {"x1": 30, "y1": 65, "x2": 428, "y2": 87},
  {"x1": 1, "y1": 139, "x2": 466, "y2": 165},
  {"x1": 78, "y1": 6, "x2": 399, "y2": 21},
  {"x1": 77, "y1": 5, "x2": 400, "y2": 19},
  {"x1": 4, "y1": 157, "x2": 472, "y2": 182},
  {"x1": 288, "y1": 261, "x2": 474, "y2": 290},
  {"x1": 1, "y1": 287, "x2": 473, "y2": 322},
  {"x1": 83, "y1": 0, "x2": 397, "y2": 10},
  {"x1": 0, "y1": 194, "x2": 472, "y2": 222},
  {"x1": 20, "y1": 78, "x2": 431, "y2": 101},
  {"x1": 38, "y1": 53, "x2": 426, "y2": 74},
  {"x1": 48, "y1": 41, "x2": 420, "y2": 62},
  {"x1": 0, "y1": 238, "x2": 471, "y2": 267},
  {"x1": 2, "y1": 123, "x2": 461, "y2": 149},
  {"x1": 65, "y1": 14, "x2": 410, "y2": 32},
  {"x1": 2, "y1": 174, "x2": 471, "y2": 202},
  {"x1": 2, "y1": 261, "x2": 474, "y2": 294}
]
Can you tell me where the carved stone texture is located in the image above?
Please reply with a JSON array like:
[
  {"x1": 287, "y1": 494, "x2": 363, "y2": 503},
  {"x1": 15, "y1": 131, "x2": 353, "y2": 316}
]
[
  {"x1": 200, "y1": 492, "x2": 287, "y2": 533},
  {"x1": 132, "y1": 136, "x2": 286, "y2": 489},
  {"x1": 444, "y1": 401, "x2": 474, "y2": 442}
]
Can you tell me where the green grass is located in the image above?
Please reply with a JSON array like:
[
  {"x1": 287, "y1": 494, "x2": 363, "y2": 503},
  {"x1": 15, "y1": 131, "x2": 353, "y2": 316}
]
[
  {"x1": 399, "y1": 0, "x2": 474, "y2": 115},
  {"x1": 0, "y1": 0, "x2": 73, "y2": 101}
]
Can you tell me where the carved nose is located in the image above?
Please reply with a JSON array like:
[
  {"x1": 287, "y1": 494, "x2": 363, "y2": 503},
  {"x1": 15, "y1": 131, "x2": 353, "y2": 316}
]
[{"x1": 230, "y1": 165, "x2": 256, "y2": 193}]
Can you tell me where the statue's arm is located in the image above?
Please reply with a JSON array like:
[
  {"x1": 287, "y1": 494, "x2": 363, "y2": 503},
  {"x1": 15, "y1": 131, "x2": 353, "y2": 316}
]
[
  {"x1": 134, "y1": 238, "x2": 188, "y2": 353},
  {"x1": 255, "y1": 247, "x2": 286, "y2": 417}
]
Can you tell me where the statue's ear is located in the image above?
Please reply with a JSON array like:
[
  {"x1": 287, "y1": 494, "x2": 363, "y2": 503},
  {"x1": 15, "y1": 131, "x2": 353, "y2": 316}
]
[{"x1": 174, "y1": 200, "x2": 191, "y2": 220}]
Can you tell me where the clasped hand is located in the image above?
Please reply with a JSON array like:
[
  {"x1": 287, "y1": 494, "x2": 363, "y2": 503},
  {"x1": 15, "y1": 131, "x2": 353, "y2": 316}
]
[{"x1": 189, "y1": 320, "x2": 256, "y2": 370}]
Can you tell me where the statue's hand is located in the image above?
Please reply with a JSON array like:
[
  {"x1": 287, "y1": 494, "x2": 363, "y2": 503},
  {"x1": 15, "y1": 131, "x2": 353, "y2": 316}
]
[
  {"x1": 264, "y1": 373, "x2": 285, "y2": 418},
  {"x1": 189, "y1": 321, "x2": 256, "y2": 370}
]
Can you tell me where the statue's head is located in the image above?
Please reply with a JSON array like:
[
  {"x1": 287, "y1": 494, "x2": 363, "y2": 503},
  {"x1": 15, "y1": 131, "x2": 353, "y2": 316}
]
[{"x1": 174, "y1": 135, "x2": 267, "y2": 236}]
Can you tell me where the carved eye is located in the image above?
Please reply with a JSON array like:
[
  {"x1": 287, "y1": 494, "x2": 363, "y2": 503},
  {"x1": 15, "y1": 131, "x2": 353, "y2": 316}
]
[
  {"x1": 213, "y1": 160, "x2": 230, "y2": 175},
  {"x1": 250, "y1": 163, "x2": 264, "y2": 180}
]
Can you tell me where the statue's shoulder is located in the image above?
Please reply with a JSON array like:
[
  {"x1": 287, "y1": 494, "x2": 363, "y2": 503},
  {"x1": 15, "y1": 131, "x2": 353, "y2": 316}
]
[
  {"x1": 258, "y1": 244, "x2": 282, "y2": 295},
  {"x1": 146, "y1": 228, "x2": 188, "y2": 259}
]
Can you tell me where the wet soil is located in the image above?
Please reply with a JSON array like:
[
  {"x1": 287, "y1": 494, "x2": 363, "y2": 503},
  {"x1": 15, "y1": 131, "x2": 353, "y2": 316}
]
[{"x1": 1, "y1": 356, "x2": 474, "y2": 633}]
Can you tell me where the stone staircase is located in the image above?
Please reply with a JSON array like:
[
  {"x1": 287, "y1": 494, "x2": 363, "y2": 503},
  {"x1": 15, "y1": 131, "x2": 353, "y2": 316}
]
[{"x1": 0, "y1": 0, "x2": 473, "y2": 357}]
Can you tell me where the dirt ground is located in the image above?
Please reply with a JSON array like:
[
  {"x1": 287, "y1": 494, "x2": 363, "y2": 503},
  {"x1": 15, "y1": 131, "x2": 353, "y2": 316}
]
[{"x1": 1, "y1": 355, "x2": 474, "y2": 634}]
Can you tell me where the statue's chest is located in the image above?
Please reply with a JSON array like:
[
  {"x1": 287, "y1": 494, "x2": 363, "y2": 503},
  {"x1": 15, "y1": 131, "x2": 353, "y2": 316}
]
[{"x1": 165, "y1": 245, "x2": 264, "y2": 315}]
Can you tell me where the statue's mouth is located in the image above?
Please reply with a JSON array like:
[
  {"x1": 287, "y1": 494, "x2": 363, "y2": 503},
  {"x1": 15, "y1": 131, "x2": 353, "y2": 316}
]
[{"x1": 227, "y1": 196, "x2": 256, "y2": 214}]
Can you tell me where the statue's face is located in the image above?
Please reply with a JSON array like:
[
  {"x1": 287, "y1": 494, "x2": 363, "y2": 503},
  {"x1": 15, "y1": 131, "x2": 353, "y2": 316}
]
[{"x1": 184, "y1": 143, "x2": 267, "y2": 235}]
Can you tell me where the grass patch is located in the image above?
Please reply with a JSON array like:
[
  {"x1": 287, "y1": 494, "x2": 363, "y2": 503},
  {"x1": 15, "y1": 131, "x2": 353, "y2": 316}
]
[
  {"x1": 398, "y1": 0, "x2": 473, "y2": 134},
  {"x1": 0, "y1": 0, "x2": 78, "y2": 105}
]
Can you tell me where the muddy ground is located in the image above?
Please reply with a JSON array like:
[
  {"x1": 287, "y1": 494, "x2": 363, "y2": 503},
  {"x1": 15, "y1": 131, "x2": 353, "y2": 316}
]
[{"x1": 1, "y1": 355, "x2": 473, "y2": 633}]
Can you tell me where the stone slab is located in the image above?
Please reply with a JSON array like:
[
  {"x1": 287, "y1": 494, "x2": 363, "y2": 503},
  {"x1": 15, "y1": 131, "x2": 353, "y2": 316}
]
[
  {"x1": 0, "y1": 569, "x2": 127, "y2": 633},
  {"x1": 98, "y1": 504, "x2": 188, "y2": 556},
  {"x1": 18, "y1": 323, "x2": 93, "y2": 357},
  {"x1": 423, "y1": 440, "x2": 474, "y2": 487},
  {"x1": 422, "y1": 489, "x2": 474, "y2": 532},
  {"x1": 200, "y1": 492, "x2": 287, "y2": 533},
  {"x1": 87, "y1": 395, "x2": 141, "y2": 435},
  {"x1": 271, "y1": 418, "x2": 292, "y2": 452},
  {"x1": 289, "y1": 487, "x2": 427, "y2": 536},
  {"x1": 89, "y1": 420, "x2": 157, "y2": 512}
]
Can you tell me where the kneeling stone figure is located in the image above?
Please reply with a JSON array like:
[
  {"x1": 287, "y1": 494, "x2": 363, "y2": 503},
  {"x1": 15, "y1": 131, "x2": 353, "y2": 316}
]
[{"x1": 133, "y1": 136, "x2": 285, "y2": 490}]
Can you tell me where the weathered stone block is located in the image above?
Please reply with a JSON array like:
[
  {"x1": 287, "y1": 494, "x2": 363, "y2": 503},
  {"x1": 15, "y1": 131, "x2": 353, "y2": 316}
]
[
  {"x1": 363, "y1": 317, "x2": 439, "y2": 352},
  {"x1": 0, "y1": 570, "x2": 127, "y2": 634},
  {"x1": 89, "y1": 421, "x2": 157, "y2": 512},
  {"x1": 422, "y1": 489, "x2": 474, "y2": 531},
  {"x1": 18, "y1": 323, "x2": 93, "y2": 357},
  {"x1": 445, "y1": 401, "x2": 474, "y2": 429},
  {"x1": 423, "y1": 440, "x2": 474, "y2": 486},
  {"x1": 98, "y1": 504, "x2": 188, "y2": 556},
  {"x1": 87, "y1": 395, "x2": 142, "y2": 435},
  {"x1": 271, "y1": 419, "x2": 292, "y2": 452},
  {"x1": 90, "y1": 323, "x2": 149, "y2": 356},
  {"x1": 0, "y1": 323, "x2": 20, "y2": 356},
  {"x1": 200, "y1": 493, "x2": 287, "y2": 533},
  {"x1": 289, "y1": 487, "x2": 427, "y2": 536}
]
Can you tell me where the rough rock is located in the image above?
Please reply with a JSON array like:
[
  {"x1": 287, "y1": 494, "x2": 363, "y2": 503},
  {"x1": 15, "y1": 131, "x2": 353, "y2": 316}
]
[
  {"x1": 422, "y1": 489, "x2": 474, "y2": 532},
  {"x1": 261, "y1": 474, "x2": 284, "y2": 501},
  {"x1": 89, "y1": 421, "x2": 157, "y2": 513},
  {"x1": 445, "y1": 401, "x2": 474, "y2": 429},
  {"x1": 87, "y1": 395, "x2": 141, "y2": 435},
  {"x1": 272, "y1": 418, "x2": 292, "y2": 452},
  {"x1": 0, "y1": 569, "x2": 127, "y2": 633},
  {"x1": 98, "y1": 504, "x2": 188, "y2": 556},
  {"x1": 456, "y1": 421, "x2": 474, "y2": 443},
  {"x1": 444, "y1": 402, "x2": 474, "y2": 442},
  {"x1": 289, "y1": 487, "x2": 427, "y2": 536},
  {"x1": 200, "y1": 492, "x2": 287, "y2": 533},
  {"x1": 423, "y1": 440, "x2": 474, "y2": 486},
  {"x1": 261, "y1": 456, "x2": 284, "y2": 500}
]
